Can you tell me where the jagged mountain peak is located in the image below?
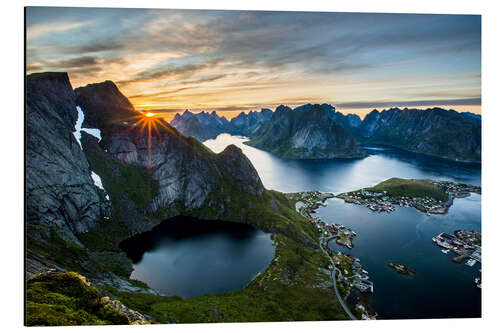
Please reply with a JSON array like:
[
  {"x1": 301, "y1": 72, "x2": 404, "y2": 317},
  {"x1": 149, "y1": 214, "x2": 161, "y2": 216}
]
[{"x1": 74, "y1": 80, "x2": 141, "y2": 131}]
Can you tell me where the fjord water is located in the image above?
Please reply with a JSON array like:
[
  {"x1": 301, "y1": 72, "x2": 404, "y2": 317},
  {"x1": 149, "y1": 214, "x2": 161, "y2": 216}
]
[
  {"x1": 120, "y1": 216, "x2": 274, "y2": 298},
  {"x1": 204, "y1": 134, "x2": 481, "y2": 319}
]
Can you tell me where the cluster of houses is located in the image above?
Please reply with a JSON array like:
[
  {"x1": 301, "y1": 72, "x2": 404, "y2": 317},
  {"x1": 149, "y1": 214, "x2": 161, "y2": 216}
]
[
  {"x1": 432, "y1": 231, "x2": 482, "y2": 266},
  {"x1": 293, "y1": 191, "x2": 334, "y2": 218},
  {"x1": 454, "y1": 229, "x2": 481, "y2": 246},
  {"x1": 339, "y1": 188, "x2": 446, "y2": 215},
  {"x1": 430, "y1": 180, "x2": 481, "y2": 197},
  {"x1": 332, "y1": 251, "x2": 374, "y2": 294}
]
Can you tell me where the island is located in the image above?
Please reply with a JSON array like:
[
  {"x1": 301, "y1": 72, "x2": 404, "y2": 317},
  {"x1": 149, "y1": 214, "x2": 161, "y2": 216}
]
[
  {"x1": 336, "y1": 178, "x2": 480, "y2": 215},
  {"x1": 387, "y1": 261, "x2": 417, "y2": 277}
]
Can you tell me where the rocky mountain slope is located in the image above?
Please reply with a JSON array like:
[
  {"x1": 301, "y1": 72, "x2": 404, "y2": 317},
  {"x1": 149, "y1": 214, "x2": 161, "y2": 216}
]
[
  {"x1": 26, "y1": 72, "x2": 110, "y2": 245},
  {"x1": 359, "y1": 107, "x2": 481, "y2": 162},
  {"x1": 229, "y1": 108, "x2": 273, "y2": 137},
  {"x1": 294, "y1": 103, "x2": 362, "y2": 134},
  {"x1": 245, "y1": 104, "x2": 366, "y2": 159},
  {"x1": 27, "y1": 72, "x2": 346, "y2": 325},
  {"x1": 170, "y1": 110, "x2": 232, "y2": 141},
  {"x1": 26, "y1": 72, "x2": 315, "y2": 282}
]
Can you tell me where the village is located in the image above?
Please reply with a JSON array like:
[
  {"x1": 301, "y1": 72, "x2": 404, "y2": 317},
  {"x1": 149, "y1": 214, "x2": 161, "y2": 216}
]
[
  {"x1": 336, "y1": 180, "x2": 481, "y2": 215},
  {"x1": 289, "y1": 191, "x2": 377, "y2": 320},
  {"x1": 432, "y1": 230, "x2": 482, "y2": 288}
]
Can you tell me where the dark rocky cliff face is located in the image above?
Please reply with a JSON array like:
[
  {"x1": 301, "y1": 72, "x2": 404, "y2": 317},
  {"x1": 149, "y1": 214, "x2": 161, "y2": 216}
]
[
  {"x1": 26, "y1": 72, "x2": 109, "y2": 243},
  {"x1": 26, "y1": 72, "x2": 306, "y2": 283},
  {"x1": 359, "y1": 107, "x2": 481, "y2": 162},
  {"x1": 75, "y1": 81, "x2": 142, "y2": 142},
  {"x1": 170, "y1": 110, "x2": 232, "y2": 141},
  {"x1": 229, "y1": 108, "x2": 273, "y2": 137},
  {"x1": 76, "y1": 82, "x2": 265, "y2": 220},
  {"x1": 217, "y1": 145, "x2": 264, "y2": 195},
  {"x1": 246, "y1": 104, "x2": 366, "y2": 159}
]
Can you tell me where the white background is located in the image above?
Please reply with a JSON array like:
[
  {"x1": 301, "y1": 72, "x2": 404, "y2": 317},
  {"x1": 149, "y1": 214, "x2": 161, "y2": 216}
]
[{"x1": 1, "y1": 0, "x2": 498, "y2": 332}]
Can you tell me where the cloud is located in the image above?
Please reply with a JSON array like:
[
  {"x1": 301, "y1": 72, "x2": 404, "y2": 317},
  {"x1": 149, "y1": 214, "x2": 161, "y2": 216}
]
[
  {"x1": 128, "y1": 87, "x2": 193, "y2": 99},
  {"x1": 336, "y1": 98, "x2": 481, "y2": 109},
  {"x1": 58, "y1": 56, "x2": 100, "y2": 68},
  {"x1": 27, "y1": 21, "x2": 90, "y2": 41},
  {"x1": 117, "y1": 58, "x2": 223, "y2": 86},
  {"x1": 181, "y1": 74, "x2": 228, "y2": 85}
]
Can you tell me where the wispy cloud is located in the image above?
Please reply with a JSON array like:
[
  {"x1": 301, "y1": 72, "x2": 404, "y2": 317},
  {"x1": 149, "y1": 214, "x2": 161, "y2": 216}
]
[{"x1": 27, "y1": 21, "x2": 90, "y2": 41}]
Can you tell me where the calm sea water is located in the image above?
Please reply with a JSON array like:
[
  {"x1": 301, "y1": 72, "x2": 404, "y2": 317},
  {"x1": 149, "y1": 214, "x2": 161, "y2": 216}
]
[
  {"x1": 120, "y1": 216, "x2": 274, "y2": 298},
  {"x1": 204, "y1": 134, "x2": 482, "y2": 319},
  {"x1": 204, "y1": 134, "x2": 480, "y2": 192}
]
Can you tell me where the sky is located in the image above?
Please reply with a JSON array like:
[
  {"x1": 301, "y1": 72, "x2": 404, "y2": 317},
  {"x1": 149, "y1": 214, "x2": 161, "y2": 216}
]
[{"x1": 26, "y1": 7, "x2": 481, "y2": 119}]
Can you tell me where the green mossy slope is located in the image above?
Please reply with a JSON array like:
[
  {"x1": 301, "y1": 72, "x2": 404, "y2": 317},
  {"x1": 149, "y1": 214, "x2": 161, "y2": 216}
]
[{"x1": 26, "y1": 272, "x2": 130, "y2": 326}]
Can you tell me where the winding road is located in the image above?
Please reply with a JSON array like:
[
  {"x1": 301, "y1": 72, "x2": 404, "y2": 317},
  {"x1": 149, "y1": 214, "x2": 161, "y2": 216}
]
[{"x1": 319, "y1": 236, "x2": 357, "y2": 320}]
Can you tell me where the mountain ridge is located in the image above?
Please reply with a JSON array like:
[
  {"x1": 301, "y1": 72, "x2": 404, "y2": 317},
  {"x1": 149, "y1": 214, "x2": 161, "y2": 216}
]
[{"x1": 169, "y1": 104, "x2": 481, "y2": 162}]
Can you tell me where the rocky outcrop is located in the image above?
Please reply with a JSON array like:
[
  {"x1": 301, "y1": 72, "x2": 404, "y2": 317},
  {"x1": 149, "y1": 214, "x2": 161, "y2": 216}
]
[
  {"x1": 295, "y1": 104, "x2": 361, "y2": 133},
  {"x1": 26, "y1": 72, "x2": 109, "y2": 244},
  {"x1": 218, "y1": 145, "x2": 264, "y2": 195},
  {"x1": 26, "y1": 271, "x2": 150, "y2": 326},
  {"x1": 75, "y1": 81, "x2": 142, "y2": 143},
  {"x1": 358, "y1": 107, "x2": 481, "y2": 162},
  {"x1": 229, "y1": 108, "x2": 273, "y2": 137},
  {"x1": 246, "y1": 104, "x2": 366, "y2": 159},
  {"x1": 170, "y1": 110, "x2": 232, "y2": 141}
]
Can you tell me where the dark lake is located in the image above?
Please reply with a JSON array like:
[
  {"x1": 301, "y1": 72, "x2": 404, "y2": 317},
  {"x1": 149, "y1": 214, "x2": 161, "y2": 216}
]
[
  {"x1": 204, "y1": 134, "x2": 481, "y2": 319},
  {"x1": 120, "y1": 216, "x2": 275, "y2": 298}
]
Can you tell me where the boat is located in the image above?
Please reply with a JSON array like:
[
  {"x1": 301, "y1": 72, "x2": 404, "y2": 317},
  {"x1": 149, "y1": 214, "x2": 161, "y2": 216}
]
[
  {"x1": 441, "y1": 249, "x2": 450, "y2": 254},
  {"x1": 475, "y1": 278, "x2": 481, "y2": 289},
  {"x1": 466, "y1": 259, "x2": 477, "y2": 267}
]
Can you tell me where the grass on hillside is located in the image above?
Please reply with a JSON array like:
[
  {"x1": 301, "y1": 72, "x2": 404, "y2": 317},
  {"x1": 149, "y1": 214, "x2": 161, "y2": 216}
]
[
  {"x1": 366, "y1": 177, "x2": 448, "y2": 201},
  {"x1": 26, "y1": 272, "x2": 130, "y2": 326}
]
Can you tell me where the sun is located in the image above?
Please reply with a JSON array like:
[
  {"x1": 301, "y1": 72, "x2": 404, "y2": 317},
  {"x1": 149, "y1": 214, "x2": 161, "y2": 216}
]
[{"x1": 145, "y1": 112, "x2": 155, "y2": 117}]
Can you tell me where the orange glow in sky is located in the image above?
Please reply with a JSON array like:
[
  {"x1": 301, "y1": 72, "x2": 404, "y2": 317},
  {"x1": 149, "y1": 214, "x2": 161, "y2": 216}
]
[{"x1": 25, "y1": 8, "x2": 481, "y2": 120}]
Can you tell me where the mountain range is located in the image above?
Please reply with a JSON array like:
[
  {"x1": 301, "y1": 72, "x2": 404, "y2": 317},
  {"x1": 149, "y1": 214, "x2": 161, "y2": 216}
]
[
  {"x1": 170, "y1": 103, "x2": 481, "y2": 162},
  {"x1": 26, "y1": 72, "x2": 315, "y2": 284}
]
